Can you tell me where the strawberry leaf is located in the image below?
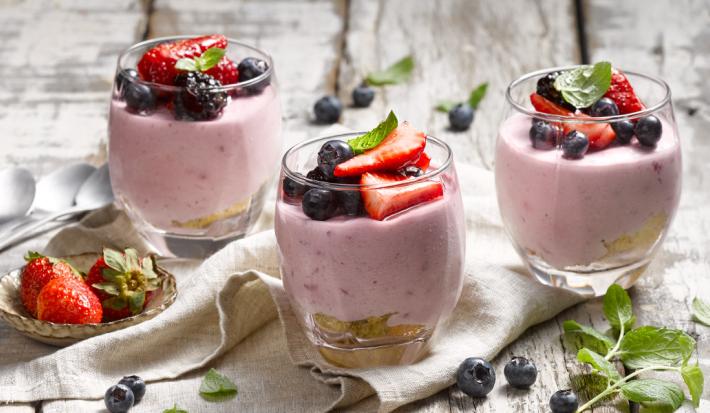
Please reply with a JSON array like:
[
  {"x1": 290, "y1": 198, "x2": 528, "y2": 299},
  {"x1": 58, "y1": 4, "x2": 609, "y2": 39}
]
[
  {"x1": 128, "y1": 291, "x2": 145, "y2": 315},
  {"x1": 103, "y1": 296, "x2": 127, "y2": 311},
  {"x1": 24, "y1": 251, "x2": 44, "y2": 262},
  {"x1": 103, "y1": 248, "x2": 127, "y2": 272},
  {"x1": 92, "y1": 282, "x2": 120, "y2": 296},
  {"x1": 347, "y1": 111, "x2": 398, "y2": 155},
  {"x1": 101, "y1": 267, "x2": 123, "y2": 282},
  {"x1": 141, "y1": 256, "x2": 158, "y2": 279}
]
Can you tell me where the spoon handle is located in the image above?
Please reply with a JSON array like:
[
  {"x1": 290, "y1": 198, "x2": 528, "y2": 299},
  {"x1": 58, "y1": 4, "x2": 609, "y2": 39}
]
[{"x1": 0, "y1": 208, "x2": 87, "y2": 252}]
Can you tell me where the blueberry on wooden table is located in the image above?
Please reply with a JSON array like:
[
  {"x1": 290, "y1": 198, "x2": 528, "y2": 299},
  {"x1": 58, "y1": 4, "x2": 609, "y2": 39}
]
[
  {"x1": 549, "y1": 389, "x2": 578, "y2": 413},
  {"x1": 503, "y1": 356, "x2": 537, "y2": 389},
  {"x1": 448, "y1": 103, "x2": 474, "y2": 131},
  {"x1": 456, "y1": 357, "x2": 496, "y2": 398},
  {"x1": 314, "y1": 96, "x2": 343, "y2": 124},
  {"x1": 352, "y1": 84, "x2": 375, "y2": 107}
]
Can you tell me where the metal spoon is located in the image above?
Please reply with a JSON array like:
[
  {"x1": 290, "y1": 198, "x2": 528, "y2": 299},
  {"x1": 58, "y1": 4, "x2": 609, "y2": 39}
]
[
  {"x1": 33, "y1": 163, "x2": 97, "y2": 212},
  {"x1": 0, "y1": 164, "x2": 114, "y2": 252},
  {"x1": 0, "y1": 167, "x2": 36, "y2": 224}
]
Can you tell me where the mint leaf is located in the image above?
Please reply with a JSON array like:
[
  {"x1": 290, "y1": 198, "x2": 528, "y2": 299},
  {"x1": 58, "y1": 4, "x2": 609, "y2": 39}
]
[
  {"x1": 554, "y1": 61, "x2": 612, "y2": 109},
  {"x1": 692, "y1": 297, "x2": 710, "y2": 326},
  {"x1": 681, "y1": 364, "x2": 704, "y2": 408},
  {"x1": 618, "y1": 326, "x2": 695, "y2": 369},
  {"x1": 577, "y1": 348, "x2": 621, "y2": 381},
  {"x1": 175, "y1": 47, "x2": 225, "y2": 72},
  {"x1": 563, "y1": 320, "x2": 615, "y2": 354},
  {"x1": 347, "y1": 111, "x2": 398, "y2": 154},
  {"x1": 620, "y1": 379, "x2": 684, "y2": 410},
  {"x1": 468, "y1": 82, "x2": 488, "y2": 109},
  {"x1": 175, "y1": 58, "x2": 198, "y2": 72},
  {"x1": 366, "y1": 56, "x2": 414, "y2": 86},
  {"x1": 163, "y1": 404, "x2": 188, "y2": 413},
  {"x1": 603, "y1": 284, "x2": 635, "y2": 332},
  {"x1": 435, "y1": 100, "x2": 457, "y2": 113},
  {"x1": 199, "y1": 368, "x2": 237, "y2": 402}
]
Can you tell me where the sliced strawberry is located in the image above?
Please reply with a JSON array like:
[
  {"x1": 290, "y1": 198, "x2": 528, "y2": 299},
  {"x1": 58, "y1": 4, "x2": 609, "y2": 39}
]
[
  {"x1": 137, "y1": 34, "x2": 228, "y2": 85},
  {"x1": 563, "y1": 114, "x2": 616, "y2": 149},
  {"x1": 530, "y1": 93, "x2": 574, "y2": 117},
  {"x1": 360, "y1": 172, "x2": 443, "y2": 220},
  {"x1": 604, "y1": 69, "x2": 645, "y2": 114},
  {"x1": 205, "y1": 57, "x2": 239, "y2": 84},
  {"x1": 409, "y1": 152, "x2": 431, "y2": 171},
  {"x1": 334, "y1": 122, "x2": 426, "y2": 177}
]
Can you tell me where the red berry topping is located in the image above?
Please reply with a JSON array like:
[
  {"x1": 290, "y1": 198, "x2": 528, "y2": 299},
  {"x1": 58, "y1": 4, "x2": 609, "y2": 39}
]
[
  {"x1": 205, "y1": 57, "x2": 239, "y2": 85},
  {"x1": 20, "y1": 251, "x2": 81, "y2": 317},
  {"x1": 604, "y1": 69, "x2": 645, "y2": 114},
  {"x1": 360, "y1": 172, "x2": 443, "y2": 220},
  {"x1": 137, "y1": 34, "x2": 227, "y2": 85},
  {"x1": 410, "y1": 151, "x2": 431, "y2": 171},
  {"x1": 530, "y1": 93, "x2": 574, "y2": 117},
  {"x1": 36, "y1": 277, "x2": 103, "y2": 324}
]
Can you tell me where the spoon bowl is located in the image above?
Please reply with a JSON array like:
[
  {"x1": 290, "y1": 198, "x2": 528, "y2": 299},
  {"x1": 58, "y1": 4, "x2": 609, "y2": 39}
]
[
  {"x1": 34, "y1": 163, "x2": 96, "y2": 212},
  {"x1": 0, "y1": 167, "x2": 36, "y2": 224}
]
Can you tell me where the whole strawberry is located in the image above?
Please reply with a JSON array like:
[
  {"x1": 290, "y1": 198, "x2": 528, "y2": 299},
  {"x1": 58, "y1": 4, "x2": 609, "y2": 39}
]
[
  {"x1": 36, "y1": 277, "x2": 102, "y2": 324},
  {"x1": 86, "y1": 248, "x2": 161, "y2": 322},
  {"x1": 20, "y1": 251, "x2": 81, "y2": 317}
]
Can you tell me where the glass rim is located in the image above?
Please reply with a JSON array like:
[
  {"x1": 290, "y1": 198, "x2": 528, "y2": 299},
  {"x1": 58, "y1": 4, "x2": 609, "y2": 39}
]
[
  {"x1": 281, "y1": 132, "x2": 454, "y2": 191},
  {"x1": 116, "y1": 35, "x2": 274, "y2": 92},
  {"x1": 506, "y1": 65, "x2": 672, "y2": 123}
]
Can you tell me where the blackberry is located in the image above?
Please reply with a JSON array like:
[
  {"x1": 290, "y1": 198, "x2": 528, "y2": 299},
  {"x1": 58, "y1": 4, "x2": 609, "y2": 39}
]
[
  {"x1": 174, "y1": 72, "x2": 228, "y2": 120},
  {"x1": 306, "y1": 167, "x2": 329, "y2": 182},
  {"x1": 536, "y1": 71, "x2": 576, "y2": 112}
]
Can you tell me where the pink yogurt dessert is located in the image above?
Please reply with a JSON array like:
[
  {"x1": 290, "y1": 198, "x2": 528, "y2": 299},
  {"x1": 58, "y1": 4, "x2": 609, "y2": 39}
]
[{"x1": 275, "y1": 123, "x2": 464, "y2": 368}]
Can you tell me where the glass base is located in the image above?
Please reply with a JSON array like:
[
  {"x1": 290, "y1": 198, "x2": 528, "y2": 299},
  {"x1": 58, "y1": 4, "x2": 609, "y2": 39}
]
[
  {"x1": 317, "y1": 336, "x2": 431, "y2": 368},
  {"x1": 526, "y1": 255, "x2": 649, "y2": 297},
  {"x1": 141, "y1": 230, "x2": 246, "y2": 259}
]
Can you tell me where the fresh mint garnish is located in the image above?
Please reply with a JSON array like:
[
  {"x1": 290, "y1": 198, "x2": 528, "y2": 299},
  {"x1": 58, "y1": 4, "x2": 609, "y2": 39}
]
[
  {"x1": 554, "y1": 61, "x2": 612, "y2": 109},
  {"x1": 435, "y1": 82, "x2": 488, "y2": 113},
  {"x1": 366, "y1": 56, "x2": 414, "y2": 86},
  {"x1": 175, "y1": 47, "x2": 225, "y2": 72},
  {"x1": 562, "y1": 283, "x2": 703, "y2": 411},
  {"x1": 199, "y1": 368, "x2": 237, "y2": 402},
  {"x1": 163, "y1": 404, "x2": 188, "y2": 413},
  {"x1": 691, "y1": 297, "x2": 710, "y2": 326},
  {"x1": 347, "y1": 111, "x2": 398, "y2": 154}
]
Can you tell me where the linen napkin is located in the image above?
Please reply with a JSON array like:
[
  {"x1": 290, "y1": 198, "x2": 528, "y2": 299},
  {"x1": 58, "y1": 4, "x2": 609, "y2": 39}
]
[{"x1": 0, "y1": 163, "x2": 585, "y2": 412}]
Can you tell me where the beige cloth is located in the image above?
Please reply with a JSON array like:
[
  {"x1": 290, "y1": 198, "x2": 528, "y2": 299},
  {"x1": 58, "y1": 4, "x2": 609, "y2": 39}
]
[{"x1": 0, "y1": 163, "x2": 584, "y2": 412}]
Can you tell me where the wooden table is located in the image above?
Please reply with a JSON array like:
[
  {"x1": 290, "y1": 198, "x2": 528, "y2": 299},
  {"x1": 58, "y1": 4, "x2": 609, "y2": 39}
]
[{"x1": 1, "y1": 1, "x2": 708, "y2": 411}]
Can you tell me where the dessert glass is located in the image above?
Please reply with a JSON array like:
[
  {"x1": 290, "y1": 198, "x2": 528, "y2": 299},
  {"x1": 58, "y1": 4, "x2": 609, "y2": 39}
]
[
  {"x1": 275, "y1": 133, "x2": 465, "y2": 368},
  {"x1": 495, "y1": 67, "x2": 681, "y2": 296},
  {"x1": 108, "y1": 36, "x2": 282, "y2": 258}
]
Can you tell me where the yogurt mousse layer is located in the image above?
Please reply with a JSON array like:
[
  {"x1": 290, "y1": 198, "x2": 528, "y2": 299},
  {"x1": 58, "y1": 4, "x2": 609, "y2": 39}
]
[
  {"x1": 275, "y1": 173, "x2": 465, "y2": 334},
  {"x1": 495, "y1": 112, "x2": 681, "y2": 269},
  {"x1": 109, "y1": 85, "x2": 282, "y2": 234}
]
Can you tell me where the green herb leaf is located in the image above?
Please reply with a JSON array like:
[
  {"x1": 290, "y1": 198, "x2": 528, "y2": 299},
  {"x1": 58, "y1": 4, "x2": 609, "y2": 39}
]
[
  {"x1": 366, "y1": 56, "x2": 414, "y2": 86},
  {"x1": 91, "y1": 282, "x2": 119, "y2": 296},
  {"x1": 554, "y1": 61, "x2": 612, "y2": 109},
  {"x1": 681, "y1": 363, "x2": 704, "y2": 408},
  {"x1": 468, "y1": 82, "x2": 488, "y2": 109},
  {"x1": 175, "y1": 58, "x2": 198, "y2": 72},
  {"x1": 618, "y1": 326, "x2": 695, "y2": 369},
  {"x1": 347, "y1": 111, "x2": 398, "y2": 155},
  {"x1": 199, "y1": 368, "x2": 237, "y2": 402},
  {"x1": 175, "y1": 47, "x2": 225, "y2": 72},
  {"x1": 563, "y1": 320, "x2": 615, "y2": 354},
  {"x1": 163, "y1": 404, "x2": 188, "y2": 413},
  {"x1": 692, "y1": 297, "x2": 710, "y2": 326},
  {"x1": 435, "y1": 100, "x2": 457, "y2": 113},
  {"x1": 620, "y1": 379, "x2": 684, "y2": 410},
  {"x1": 103, "y1": 248, "x2": 127, "y2": 272},
  {"x1": 577, "y1": 348, "x2": 621, "y2": 381},
  {"x1": 603, "y1": 284, "x2": 635, "y2": 332}
]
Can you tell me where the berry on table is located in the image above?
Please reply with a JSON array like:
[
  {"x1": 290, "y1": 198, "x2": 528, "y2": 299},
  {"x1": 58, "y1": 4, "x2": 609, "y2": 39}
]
[
  {"x1": 562, "y1": 130, "x2": 589, "y2": 159},
  {"x1": 118, "y1": 375, "x2": 146, "y2": 403},
  {"x1": 104, "y1": 384, "x2": 135, "y2": 413},
  {"x1": 549, "y1": 389, "x2": 578, "y2": 413},
  {"x1": 124, "y1": 81, "x2": 156, "y2": 114},
  {"x1": 282, "y1": 176, "x2": 307, "y2": 198},
  {"x1": 503, "y1": 356, "x2": 538, "y2": 389},
  {"x1": 529, "y1": 119, "x2": 561, "y2": 149},
  {"x1": 174, "y1": 72, "x2": 228, "y2": 120},
  {"x1": 635, "y1": 115, "x2": 662, "y2": 147},
  {"x1": 448, "y1": 103, "x2": 474, "y2": 131},
  {"x1": 317, "y1": 140, "x2": 354, "y2": 179},
  {"x1": 314, "y1": 96, "x2": 342, "y2": 124},
  {"x1": 590, "y1": 97, "x2": 620, "y2": 117},
  {"x1": 302, "y1": 188, "x2": 338, "y2": 221},
  {"x1": 456, "y1": 357, "x2": 496, "y2": 398},
  {"x1": 352, "y1": 85, "x2": 375, "y2": 108},
  {"x1": 611, "y1": 119, "x2": 635, "y2": 144}
]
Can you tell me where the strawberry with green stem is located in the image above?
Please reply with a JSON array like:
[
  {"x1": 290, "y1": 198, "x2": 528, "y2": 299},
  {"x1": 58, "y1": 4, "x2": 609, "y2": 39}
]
[{"x1": 20, "y1": 251, "x2": 82, "y2": 317}]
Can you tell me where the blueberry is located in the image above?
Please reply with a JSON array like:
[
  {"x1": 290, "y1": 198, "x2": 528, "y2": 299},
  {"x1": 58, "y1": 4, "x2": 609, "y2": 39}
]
[
  {"x1": 456, "y1": 357, "x2": 496, "y2": 398},
  {"x1": 317, "y1": 140, "x2": 354, "y2": 179},
  {"x1": 550, "y1": 389, "x2": 578, "y2": 413},
  {"x1": 104, "y1": 384, "x2": 135, "y2": 413},
  {"x1": 590, "y1": 97, "x2": 620, "y2": 117},
  {"x1": 448, "y1": 104, "x2": 474, "y2": 131},
  {"x1": 503, "y1": 356, "x2": 537, "y2": 389},
  {"x1": 337, "y1": 190, "x2": 362, "y2": 216},
  {"x1": 118, "y1": 375, "x2": 145, "y2": 403},
  {"x1": 238, "y1": 57, "x2": 269, "y2": 82},
  {"x1": 352, "y1": 85, "x2": 375, "y2": 108},
  {"x1": 529, "y1": 119, "x2": 561, "y2": 149},
  {"x1": 635, "y1": 115, "x2": 663, "y2": 147},
  {"x1": 611, "y1": 119, "x2": 635, "y2": 144},
  {"x1": 562, "y1": 130, "x2": 589, "y2": 159},
  {"x1": 401, "y1": 165, "x2": 423, "y2": 177},
  {"x1": 115, "y1": 69, "x2": 138, "y2": 97},
  {"x1": 302, "y1": 188, "x2": 338, "y2": 221},
  {"x1": 314, "y1": 96, "x2": 342, "y2": 124},
  {"x1": 124, "y1": 81, "x2": 156, "y2": 113},
  {"x1": 283, "y1": 176, "x2": 307, "y2": 198}
]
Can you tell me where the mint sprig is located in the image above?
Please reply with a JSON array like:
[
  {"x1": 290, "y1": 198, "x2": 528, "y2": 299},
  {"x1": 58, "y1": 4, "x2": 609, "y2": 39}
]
[
  {"x1": 691, "y1": 297, "x2": 710, "y2": 326},
  {"x1": 163, "y1": 404, "x2": 188, "y2": 413},
  {"x1": 175, "y1": 47, "x2": 225, "y2": 72},
  {"x1": 199, "y1": 368, "x2": 237, "y2": 402},
  {"x1": 346, "y1": 111, "x2": 398, "y2": 154},
  {"x1": 365, "y1": 56, "x2": 414, "y2": 86},
  {"x1": 435, "y1": 82, "x2": 488, "y2": 112},
  {"x1": 554, "y1": 61, "x2": 612, "y2": 109},
  {"x1": 563, "y1": 283, "x2": 703, "y2": 411}
]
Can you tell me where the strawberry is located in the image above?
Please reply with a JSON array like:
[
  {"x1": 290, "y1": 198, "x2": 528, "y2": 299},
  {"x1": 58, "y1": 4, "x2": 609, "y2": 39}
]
[
  {"x1": 530, "y1": 93, "x2": 574, "y2": 117},
  {"x1": 36, "y1": 277, "x2": 102, "y2": 324},
  {"x1": 334, "y1": 122, "x2": 426, "y2": 177},
  {"x1": 604, "y1": 69, "x2": 645, "y2": 114},
  {"x1": 360, "y1": 172, "x2": 444, "y2": 220},
  {"x1": 205, "y1": 57, "x2": 238, "y2": 85},
  {"x1": 86, "y1": 248, "x2": 161, "y2": 322},
  {"x1": 20, "y1": 251, "x2": 81, "y2": 317},
  {"x1": 410, "y1": 152, "x2": 431, "y2": 171},
  {"x1": 137, "y1": 34, "x2": 229, "y2": 85}
]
